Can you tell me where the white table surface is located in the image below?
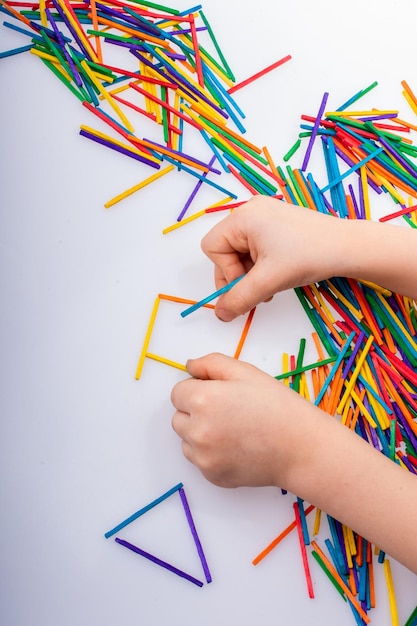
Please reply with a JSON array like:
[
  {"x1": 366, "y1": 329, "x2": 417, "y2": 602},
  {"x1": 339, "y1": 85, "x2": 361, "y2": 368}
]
[{"x1": 1, "y1": 1, "x2": 416, "y2": 624}]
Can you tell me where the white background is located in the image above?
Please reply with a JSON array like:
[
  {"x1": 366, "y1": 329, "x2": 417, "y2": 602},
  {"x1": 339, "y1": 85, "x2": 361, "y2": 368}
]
[{"x1": 1, "y1": 1, "x2": 416, "y2": 624}]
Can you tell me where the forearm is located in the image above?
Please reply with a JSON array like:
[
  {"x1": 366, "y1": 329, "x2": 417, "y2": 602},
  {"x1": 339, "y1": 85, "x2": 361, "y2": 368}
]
[
  {"x1": 283, "y1": 406, "x2": 417, "y2": 574},
  {"x1": 337, "y1": 219, "x2": 417, "y2": 300}
]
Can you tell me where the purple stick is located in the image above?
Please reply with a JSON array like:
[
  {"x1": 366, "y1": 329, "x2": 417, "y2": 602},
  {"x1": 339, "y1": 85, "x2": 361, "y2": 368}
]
[
  {"x1": 142, "y1": 137, "x2": 221, "y2": 174},
  {"x1": 357, "y1": 175, "x2": 366, "y2": 220},
  {"x1": 347, "y1": 184, "x2": 361, "y2": 219},
  {"x1": 301, "y1": 92, "x2": 329, "y2": 172},
  {"x1": 115, "y1": 538, "x2": 204, "y2": 587},
  {"x1": 379, "y1": 137, "x2": 417, "y2": 180},
  {"x1": 45, "y1": 7, "x2": 83, "y2": 88},
  {"x1": 176, "y1": 154, "x2": 217, "y2": 221},
  {"x1": 104, "y1": 38, "x2": 147, "y2": 52},
  {"x1": 79, "y1": 129, "x2": 161, "y2": 168},
  {"x1": 357, "y1": 113, "x2": 398, "y2": 122},
  {"x1": 179, "y1": 488, "x2": 212, "y2": 583},
  {"x1": 342, "y1": 331, "x2": 365, "y2": 378},
  {"x1": 51, "y1": 0, "x2": 93, "y2": 61}
]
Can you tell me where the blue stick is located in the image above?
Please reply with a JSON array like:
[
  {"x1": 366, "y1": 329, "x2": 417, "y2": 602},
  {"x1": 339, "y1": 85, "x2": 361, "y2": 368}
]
[
  {"x1": 181, "y1": 274, "x2": 245, "y2": 318},
  {"x1": 104, "y1": 483, "x2": 183, "y2": 538}
]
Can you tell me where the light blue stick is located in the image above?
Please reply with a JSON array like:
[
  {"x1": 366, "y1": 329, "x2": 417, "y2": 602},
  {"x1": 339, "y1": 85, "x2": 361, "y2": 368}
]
[
  {"x1": 104, "y1": 483, "x2": 183, "y2": 538},
  {"x1": 181, "y1": 274, "x2": 245, "y2": 318}
]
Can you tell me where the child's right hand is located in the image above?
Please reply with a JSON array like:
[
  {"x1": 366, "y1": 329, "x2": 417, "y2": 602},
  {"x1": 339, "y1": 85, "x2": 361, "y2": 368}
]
[{"x1": 201, "y1": 196, "x2": 349, "y2": 321}]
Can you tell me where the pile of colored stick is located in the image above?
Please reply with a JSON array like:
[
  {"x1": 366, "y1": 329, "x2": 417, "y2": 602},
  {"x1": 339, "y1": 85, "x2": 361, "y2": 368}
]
[
  {"x1": 253, "y1": 90, "x2": 417, "y2": 625},
  {"x1": 0, "y1": 0, "x2": 291, "y2": 210}
]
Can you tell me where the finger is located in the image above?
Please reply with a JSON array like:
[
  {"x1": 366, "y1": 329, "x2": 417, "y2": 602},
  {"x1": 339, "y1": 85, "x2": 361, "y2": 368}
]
[
  {"x1": 181, "y1": 439, "x2": 195, "y2": 465},
  {"x1": 201, "y1": 214, "x2": 250, "y2": 283},
  {"x1": 171, "y1": 409, "x2": 190, "y2": 440},
  {"x1": 170, "y1": 378, "x2": 197, "y2": 413},
  {"x1": 215, "y1": 261, "x2": 276, "y2": 321},
  {"x1": 186, "y1": 352, "x2": 251, "y2": 381}
]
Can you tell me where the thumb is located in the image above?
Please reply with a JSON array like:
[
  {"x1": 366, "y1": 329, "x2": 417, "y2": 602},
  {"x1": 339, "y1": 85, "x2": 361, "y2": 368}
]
[
  {"x1": 215, "y1": 264, "x2": 274, "y2": 321},
  {"x1": 186, "y1": 352, "x2": 246, "y2": 381}
]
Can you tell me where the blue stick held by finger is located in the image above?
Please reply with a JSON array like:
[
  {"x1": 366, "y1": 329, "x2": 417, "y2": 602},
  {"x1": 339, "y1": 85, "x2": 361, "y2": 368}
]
[{"x1": 180, "y1": 274, "x2": 245, "y2": 318}]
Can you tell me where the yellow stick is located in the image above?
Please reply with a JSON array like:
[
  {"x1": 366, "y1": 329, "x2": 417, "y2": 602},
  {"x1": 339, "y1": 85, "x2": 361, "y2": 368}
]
[
  {"x1": 282, "y1": 353, "x2": 290, "y2": 387},
  {"x1": 376, "y1": 175, "x2": 406, "y2": 205},
  {"x1": 39, "y1": 0, "x2": 47, "y2": 27},
  {"x1": 337, "y1": 335, "x2": 374, "y2": 414},
  {"x1": 312, "y1": 508, "x2": 321, "y2": 535},
  {"x1": 311, "y1": 284, "x2": 335, "y2": 323},
  {"x1": 341, "y1": 525, "x2": 353, "y2": 569},
  {"x1": 357, "y1": 280, "x2": 391, "y2": 296},
  {"x1": 350, "y1": 388, "x2": 377, "y2": 428},
  {"x1": 325, "y1": 110, "x2": 398, "y2": 117},
  {"x1": 146, "y1": 353, "x2": 187, "y2": 372},
  {"x1": 360, "y1": 165, "x2": 371, "y2": 220},
  {"x1": 362, "y1": 361, "x2": 390, "y2": 430},
  {"x1": 162, "y1": 209, "x2": 206, "y2": 234},
  {"x1": 135, "y1": 297, "x2": 160, "y2": 380},
  {"x1": 56, "y1": 0, "x2": 98, "y2": 63},
  {"x1": 107, "y1": 81, "x2": 136, "y2": 97},
  {"x1": 325, "y1": 281, "x2": 363, "y2": 320},
  {"x1": 105, "y1": 165, "x2": 175, "y2": 208},
  {"x1": 383, "y1": 559, "x2": 400, "y2": 626},
  {"x1": 30, "y1": 49, "x2": 73, "y2": 82}
]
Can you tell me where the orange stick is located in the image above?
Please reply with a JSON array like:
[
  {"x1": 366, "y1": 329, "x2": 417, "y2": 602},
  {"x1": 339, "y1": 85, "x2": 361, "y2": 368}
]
[
  {"x1": 0, "y1": 0, "x2": 32, "y2": 25},
  {"x1": 326, "y1": 364, "x2": 345, "y2": 415},
  {"x1": 263, "y1": 146, "x2": 293, "y2": 202},
  {"x1": 393, "y1": 293, "x2": 415, "y2": 335},
  {"x1": 401, "y1": 80, "x2": 417, "y2": 109},
  {"x1": 347, "y1": 279, "x2": 384, "y2": 345},
  {"x1": 158, "y1": 293, "x2": 215, "y2": 308},
  {"x1": 348, "y1": 568, "x2": 357, "y2": 596},
  {"x1": 252, "y1": 505, "x2": 315, "y2": 565},
  {"x1": 395, "y1": 116, "x2": 417, "y2": 132},
  {"x1": 356, "y1": 535, "x2": 363, "y2": 567},
  {"x1": 89, "y1": 0, "x2": 102, "y2": 63},
  {"x1": 368, "y1": 558, "x2": 376, "y2": 608},
  {"x1": 382, "y1": 327, "x2": 397, "y2": 354},
  {"x1": 303, "y1": 286, "x2": 343, "y2": 346},
  {"x1": 234, "y1": 307, "x2": 256, "y2": 359},
  {"x1": 344, "y1": 406, "x2": 354, "y2": 428},
  {"x1": 311, "y1": 368, "x2": 320, "y2": 400},
  {"x1": 345, "y1": 194, "x2": 356, "y2": 219},
  {"x1": 348, "y1": 388, "x2": 366, "y2": 430},
  {"x1": 292, "y1": 169, "x2": 317, "y2": 210},
  {"x1": 94, "y1": 14, "x2": 171, "y2": 47}
]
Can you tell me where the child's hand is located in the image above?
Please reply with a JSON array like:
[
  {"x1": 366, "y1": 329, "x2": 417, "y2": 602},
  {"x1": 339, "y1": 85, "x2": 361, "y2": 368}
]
[
  {"x1": 201, "y1": 196, "x2": 348, "y2": 321},
  {"x1": 170, "y1": 352, "x2": 317, "y2": 489}
]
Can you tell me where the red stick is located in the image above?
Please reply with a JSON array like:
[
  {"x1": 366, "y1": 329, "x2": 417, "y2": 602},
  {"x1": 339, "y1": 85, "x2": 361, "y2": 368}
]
[
  {"x1": 228, "y1": 54, "x2": 292, "y2": 94},
  {"x1": 293, "y1": 502, "x2": 315, "y2": 599}
]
